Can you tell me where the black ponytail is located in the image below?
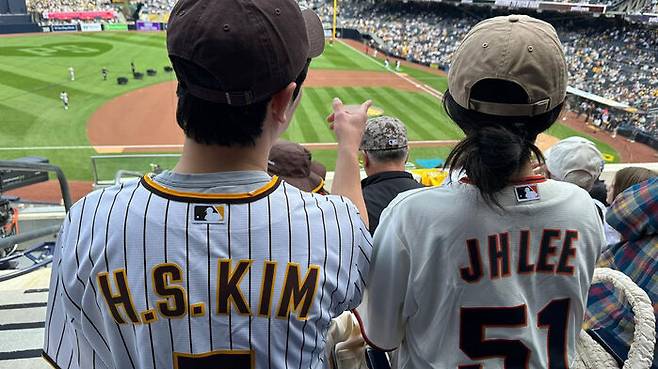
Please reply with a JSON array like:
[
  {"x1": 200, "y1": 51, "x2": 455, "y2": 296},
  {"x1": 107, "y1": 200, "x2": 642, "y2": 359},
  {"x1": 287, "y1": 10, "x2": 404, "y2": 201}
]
[{"x1": 443, "y1": 88, "x2": 563, "y2": 207}]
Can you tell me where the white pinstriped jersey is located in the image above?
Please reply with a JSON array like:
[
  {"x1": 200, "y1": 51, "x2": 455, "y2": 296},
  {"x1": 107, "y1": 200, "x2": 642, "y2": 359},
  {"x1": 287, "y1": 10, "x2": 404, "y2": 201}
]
[{"x1": 43, "y1": 173, "x2": 371, "y2": 369}]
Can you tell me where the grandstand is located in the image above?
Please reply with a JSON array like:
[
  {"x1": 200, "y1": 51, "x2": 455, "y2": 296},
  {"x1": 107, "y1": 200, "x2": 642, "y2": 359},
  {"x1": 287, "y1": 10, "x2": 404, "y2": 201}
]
[{"x1": 335, "y1": 1, "x2": 658, "y2": 143}]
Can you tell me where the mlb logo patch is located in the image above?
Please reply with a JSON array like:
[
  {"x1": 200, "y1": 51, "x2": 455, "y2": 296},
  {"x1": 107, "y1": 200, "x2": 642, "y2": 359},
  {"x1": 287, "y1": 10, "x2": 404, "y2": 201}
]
[
  {"x1": 514, "y1": 184, "x2": 540, "y2": 202},
  {"x1": 193, "y1": 205, "x2": 226, "y2": 224}
]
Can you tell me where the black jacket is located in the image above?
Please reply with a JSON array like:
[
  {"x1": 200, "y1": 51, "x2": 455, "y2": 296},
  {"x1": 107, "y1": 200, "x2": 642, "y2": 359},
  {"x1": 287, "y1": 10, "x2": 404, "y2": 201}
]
[{"x1": 361, "y1": 171, "x2": 424, "y2": 234}]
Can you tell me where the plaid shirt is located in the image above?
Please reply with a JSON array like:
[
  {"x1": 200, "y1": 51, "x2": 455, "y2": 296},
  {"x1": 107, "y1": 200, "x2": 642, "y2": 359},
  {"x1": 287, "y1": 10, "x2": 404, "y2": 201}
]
[{"x1": 584, "y1": 177, "x2": 658, "y2": 347}]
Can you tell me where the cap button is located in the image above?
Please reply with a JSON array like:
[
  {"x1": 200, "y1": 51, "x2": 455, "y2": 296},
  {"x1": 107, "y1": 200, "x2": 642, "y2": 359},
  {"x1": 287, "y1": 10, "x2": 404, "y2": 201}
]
[{"x1": 509, "y1": 15, "x2": 519, "y2": 22}]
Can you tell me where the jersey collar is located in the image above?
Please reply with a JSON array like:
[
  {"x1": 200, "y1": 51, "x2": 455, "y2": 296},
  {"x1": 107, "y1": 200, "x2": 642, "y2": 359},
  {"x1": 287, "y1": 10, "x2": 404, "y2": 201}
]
[{"x1": 140, "y1": 174, "x2": 282, "y2": 204}]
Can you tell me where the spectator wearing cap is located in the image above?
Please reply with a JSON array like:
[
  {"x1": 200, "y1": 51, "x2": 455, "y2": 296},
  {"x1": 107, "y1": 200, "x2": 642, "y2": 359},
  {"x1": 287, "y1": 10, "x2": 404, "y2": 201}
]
[
  {"x1": 585, "y1": 177, "x2": 658, "y2": 367},
  {"x1": 545, "y1": 137, "x2": 607, "y2": 210},
  {"x1": 41, "y1": 1, "x2": 375, "y2": 368},
  {"x1": 268, "y1": 140, "x2": 328, "y2": 194},
  {"x1": 545, "y1": 137, "x2": 616, "y2": 245},
  {"x1": 545, "y1": 136, "x2": 604, "y2": 193},
  {"x1": 360, "y1": 116, "x2": 423, "y2": 233},
  {"x1": 357, "y1": 15, "x2": 604, "y2": 369}
]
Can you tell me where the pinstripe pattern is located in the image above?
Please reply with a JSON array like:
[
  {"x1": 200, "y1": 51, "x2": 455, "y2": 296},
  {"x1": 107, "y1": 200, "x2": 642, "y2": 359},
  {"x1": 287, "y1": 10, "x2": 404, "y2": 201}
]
[
  {"x1": 283, "y1": 184, "x2": 292, "y2": 369},
  {"x1": 298, "y1": 191, "x2": 311, "y2": 369},
  {"x1": 142, "y1": 193, "x2": 157, "y2": 368},
  {"x1": 164, "y1": 200, "x2": 175, "y2": 353},
  {"x1": 43, "y1": 176, "x2": 371, "y2": 369}
]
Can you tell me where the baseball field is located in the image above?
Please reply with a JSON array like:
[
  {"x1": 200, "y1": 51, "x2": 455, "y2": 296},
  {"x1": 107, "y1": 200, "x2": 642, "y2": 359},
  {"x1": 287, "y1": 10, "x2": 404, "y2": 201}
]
[{"x1": 0, "y1": 31, "x2": 624, "y2": 183}]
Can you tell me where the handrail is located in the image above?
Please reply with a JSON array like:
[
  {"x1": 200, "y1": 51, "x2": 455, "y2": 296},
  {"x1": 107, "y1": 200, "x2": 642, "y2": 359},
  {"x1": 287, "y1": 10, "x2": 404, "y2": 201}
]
[
  {"x1": 0, "y1": 161, "x2": 70, "y2": 262},
  {"x1": 0, "y1": 224, "x2": 60, "y2": 250},
  {"x1": 0, "y1": 242, "x2": 54, "y2": 283},
  {"x1": 0, "y1": 160, "x2": 72, "y2": 210}
]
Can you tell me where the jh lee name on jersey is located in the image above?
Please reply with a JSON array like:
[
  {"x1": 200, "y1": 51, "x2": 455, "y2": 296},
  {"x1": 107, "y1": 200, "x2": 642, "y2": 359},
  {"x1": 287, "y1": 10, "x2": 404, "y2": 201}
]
[{"x1": 459, "y1": 228, "x2": 579, "y2": 282}]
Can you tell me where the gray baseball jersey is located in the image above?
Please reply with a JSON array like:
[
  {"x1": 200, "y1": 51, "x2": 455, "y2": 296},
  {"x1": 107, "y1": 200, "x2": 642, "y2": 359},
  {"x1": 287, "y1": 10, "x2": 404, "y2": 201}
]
[
  {"x1": 43, "y1": 172, "x2": 371, "y2": 369},
  {"x1": 358, "y1": 176, "x2": 604, "y2": 369}
]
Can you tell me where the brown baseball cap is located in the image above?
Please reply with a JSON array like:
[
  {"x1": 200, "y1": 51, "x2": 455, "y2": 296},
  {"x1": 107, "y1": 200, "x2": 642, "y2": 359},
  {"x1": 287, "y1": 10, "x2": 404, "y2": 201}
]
[
  {"x1": 448, "y1": 15, "x2": 567, "y2": 117},
  {"x1": 268, "y1": 140, "x2": 327, "y2": 193},
  {"x1": 167, "y1": 0, "x2": 324, "y2": 106}
]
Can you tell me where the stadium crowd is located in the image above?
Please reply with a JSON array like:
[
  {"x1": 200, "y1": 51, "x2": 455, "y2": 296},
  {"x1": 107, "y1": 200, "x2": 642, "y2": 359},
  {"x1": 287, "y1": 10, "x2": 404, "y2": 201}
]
[
  {"x1": 26, "y1": 0, "x2": 112, "y2": 13},
  {"x1": 336, "y1": 1, "x2": 658, "y2": 137},
  {"x1": 134, "y1": 0, "x2": 177, "y2": 19}
]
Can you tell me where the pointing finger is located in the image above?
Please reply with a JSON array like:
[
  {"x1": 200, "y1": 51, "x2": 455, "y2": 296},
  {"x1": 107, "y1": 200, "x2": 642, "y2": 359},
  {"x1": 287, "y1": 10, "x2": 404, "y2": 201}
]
[
  {"x1": 360, "y1": 100, "x2": 373, "y2": 114},
  {"x1": 332, "y1": 97, "x2": 343, "y2": 112}
]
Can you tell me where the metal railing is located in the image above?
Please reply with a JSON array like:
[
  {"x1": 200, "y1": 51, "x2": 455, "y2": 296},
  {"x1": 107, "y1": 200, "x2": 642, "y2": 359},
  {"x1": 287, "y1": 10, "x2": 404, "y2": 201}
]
[
  {"x1": 0, "y1": 160, "x2": 72, "y2": 210},
  {"x1": 90, "y1": 153, "x2": 181, "y2": 187},
  {"x1": 0, "y1": 241, "x2": 54, "y2": 283},
  {"x1": 0, "y1": 160, "x2": 72, "y2": 280}
]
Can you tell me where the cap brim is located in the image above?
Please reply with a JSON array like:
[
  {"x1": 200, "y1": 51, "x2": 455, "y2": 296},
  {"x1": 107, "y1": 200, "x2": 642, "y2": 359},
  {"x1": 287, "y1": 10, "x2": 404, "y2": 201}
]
[
  {"x1": 302, "y1": 9, "x2": 325, "y2": 58},
  {"x1": 281, "y1": 172, "x2": 324, "y2": 193},
  {"x1": 310, "y1": 161, "x2": 327, "y2": 179}
]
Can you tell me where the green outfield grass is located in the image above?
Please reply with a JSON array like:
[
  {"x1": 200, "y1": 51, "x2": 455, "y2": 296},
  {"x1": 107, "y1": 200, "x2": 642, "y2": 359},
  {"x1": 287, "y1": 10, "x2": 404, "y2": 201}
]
[
  {"x1": 0, "y1": 31, "x2": 619, "y2": 182},
  {"x1": 286, "y1": 87, "x2": 460, "y2": 143}
]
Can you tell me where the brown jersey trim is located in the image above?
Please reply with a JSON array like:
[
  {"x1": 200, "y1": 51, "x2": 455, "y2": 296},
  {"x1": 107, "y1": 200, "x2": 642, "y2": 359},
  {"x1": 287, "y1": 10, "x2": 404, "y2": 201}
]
[
  {"x1": 352, "y1": 309, "x2": 398, "y2": 352},
  {"x1": 140, "y1": 175, "x2": 282, "y2": 204}
]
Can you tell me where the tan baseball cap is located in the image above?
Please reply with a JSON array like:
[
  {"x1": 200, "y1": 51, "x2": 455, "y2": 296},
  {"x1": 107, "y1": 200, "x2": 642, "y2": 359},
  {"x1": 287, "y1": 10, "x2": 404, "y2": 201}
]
[{"x1": 448, "y1": 15, "x2": 567, "y2": 117}]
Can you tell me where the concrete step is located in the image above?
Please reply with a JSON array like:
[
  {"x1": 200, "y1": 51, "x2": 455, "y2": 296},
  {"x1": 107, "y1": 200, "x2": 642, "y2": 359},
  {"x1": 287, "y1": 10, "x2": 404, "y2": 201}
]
[
  {"x1": 0, "y1": 268, "x2": 51, "y2": 292},
  {"x1": 0, "y1": 357, "x2": 49, "y2": 369},
  {"x1": 0, "y1": 328, "x2": 43, "y2": 353},
  {"x1": 0, "y1": 290, "x2": 49, "y2": 306},
  {"x1": 0, "y1": 307, "x2": 46, "y2": 325},
  {"x1": 0, "y1": 262, "x2": 52, "y2": 369}
]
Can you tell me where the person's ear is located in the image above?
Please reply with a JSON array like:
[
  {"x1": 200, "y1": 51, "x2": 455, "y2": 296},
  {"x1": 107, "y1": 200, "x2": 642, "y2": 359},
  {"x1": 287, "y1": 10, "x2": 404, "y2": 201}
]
[
  {"x1": 362, "y1": 151, "x2": 370, "y2": 168},
  {"x1": 269, "y1": 82, "x2": 296, "y2": 124}
]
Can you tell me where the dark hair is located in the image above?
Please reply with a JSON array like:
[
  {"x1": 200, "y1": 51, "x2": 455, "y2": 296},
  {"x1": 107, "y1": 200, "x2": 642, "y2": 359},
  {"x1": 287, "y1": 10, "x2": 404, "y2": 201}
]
[
  {"x1": 291, "y1": 59, "x2": 311, "y2": 102},
  {"x1": 612, "y1": 167, "x2": 657, "y2": 200},
  {"x1": 174, "y1": 58, "x2": 309, "y2": 147},
  {"x1": 444, "y1": 79, "x2": 564, "y2": 206},
  {"x1": 366, "y1": 147, "x2": 408, "y2": 163}
]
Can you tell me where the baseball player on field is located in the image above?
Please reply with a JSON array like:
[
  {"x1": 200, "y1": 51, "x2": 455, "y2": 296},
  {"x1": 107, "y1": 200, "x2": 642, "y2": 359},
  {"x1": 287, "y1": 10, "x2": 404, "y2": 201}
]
[
  {"x1": 59, "y1": 91, "x2": 69, "y2": 110},
  {"x1": 357, "y1": 15, "x2": 604, "y2": 368},
  {"x1": 42, "y1": 1, "x2": 372, "y2": 368}
]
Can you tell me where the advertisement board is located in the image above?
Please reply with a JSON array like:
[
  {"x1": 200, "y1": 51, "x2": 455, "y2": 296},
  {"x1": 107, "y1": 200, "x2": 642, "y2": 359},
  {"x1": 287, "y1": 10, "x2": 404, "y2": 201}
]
[
  {"x1": 51, "y1": 24, "x2": 78, "y2": 32},
  {"x1": 44, "y1": 11, "x2": 116, "y2": 20},
  {"x1": 104, "y1": 23, "x2": 128, "y2": 31},
  {"x1": 135, "y1": 21, "x2": 162, "y2": 31},
  {"x1": 538, "y1": 1, "x2": 606, "y2": 13},
  {"x1": 80, "y1": 23, "x2": 102, "y2": 32}
]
